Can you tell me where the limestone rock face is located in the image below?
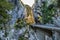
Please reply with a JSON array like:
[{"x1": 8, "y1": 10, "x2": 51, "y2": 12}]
[{"x1": 0, "y1": 0, "x2": 60, "y2": 40}]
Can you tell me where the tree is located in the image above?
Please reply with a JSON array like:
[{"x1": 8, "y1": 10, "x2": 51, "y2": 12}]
[
  {"x1": 14, "y1": 18, "x2": 26, "y2": 29},
  {"x1": 0, "y1": 0, "x2": 13, "y2": 24},
  {"x1": 0, "y1": 0, "x2": 13, "y2": 37},
  {"x1": 57, "y1": 0, "x2": 60, "y2": 8},
  {"x1": 40, "y1": 1, "x2": 56, "y2": 24}
]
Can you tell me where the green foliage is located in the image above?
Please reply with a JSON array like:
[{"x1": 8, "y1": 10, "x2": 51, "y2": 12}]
[
  {"x1": 14, "y1": 18, "x2": 26, "y2": 29},
  {"x1": 18, "y1": 36, "x2": 24, "y2": 40},
  {"x1": 40, "y1": 1, "x2": 56, "y2": 24},
  {"x1": 0, "y1": 0, "x2": 13, "y2": 24},
  {"x1": 57, "y1": 0, "x2": 60, "y2": 7},
  {"x1": 0, "y1": 0, "x2": 13, "y2": 37},
  {"x1": 4, "y1": 31, "x2": 8, "y2": 37},
  {"x1": 18, "y1": 36, "x2": 28, "y2": 40},
  {"x1": 0, "y1": 26, "x2": 3, "y2": 30},
  {"x1": 0, "y1": 0, "x2": 13, "y2": 10}
]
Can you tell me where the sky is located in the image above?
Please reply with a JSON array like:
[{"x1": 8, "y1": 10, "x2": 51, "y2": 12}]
[{"x1": 21, "y1": 0, "x2": 35, "y2": 7}]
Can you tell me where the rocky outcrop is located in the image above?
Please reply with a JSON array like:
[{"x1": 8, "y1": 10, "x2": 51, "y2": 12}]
[{"x1": 0, "y1": 0, "x2": 25, "y2": 40}]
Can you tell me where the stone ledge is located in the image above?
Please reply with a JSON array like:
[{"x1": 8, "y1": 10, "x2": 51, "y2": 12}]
[{"x1": 31, "y1": 24, "x2": 60, "y2": 31}]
